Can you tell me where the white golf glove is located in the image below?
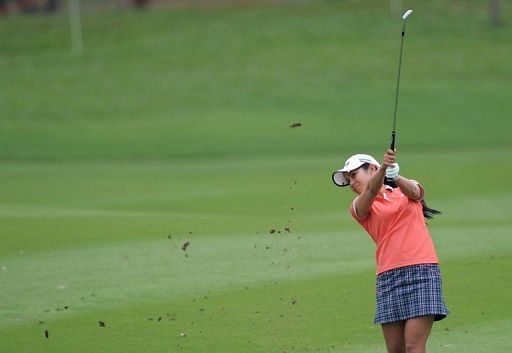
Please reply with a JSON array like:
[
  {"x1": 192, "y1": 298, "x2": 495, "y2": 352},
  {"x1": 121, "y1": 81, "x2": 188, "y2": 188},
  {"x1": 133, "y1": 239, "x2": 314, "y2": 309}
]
[{"x1": 386, "y1": 163, "x2": 400, "y2": 181}]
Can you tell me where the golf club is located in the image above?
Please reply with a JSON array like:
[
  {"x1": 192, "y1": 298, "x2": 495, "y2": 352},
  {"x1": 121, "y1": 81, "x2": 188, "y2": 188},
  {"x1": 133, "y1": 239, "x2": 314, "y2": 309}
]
[{"x1": 390, "y1": 9, "x2": 413, "y2": 151}]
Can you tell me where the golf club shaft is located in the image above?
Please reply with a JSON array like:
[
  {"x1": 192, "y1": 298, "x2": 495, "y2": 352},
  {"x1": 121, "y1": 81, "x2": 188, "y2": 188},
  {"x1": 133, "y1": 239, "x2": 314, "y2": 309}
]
[{"x1": 390, "y1": 10, "x2": 412, "y2": 151}]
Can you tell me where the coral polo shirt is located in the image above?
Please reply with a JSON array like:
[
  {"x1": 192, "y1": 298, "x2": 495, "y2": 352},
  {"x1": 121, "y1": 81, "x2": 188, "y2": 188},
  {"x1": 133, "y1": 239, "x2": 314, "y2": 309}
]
[{"x1": 350, "y1": 183, "x2": 439, "y2": 275}]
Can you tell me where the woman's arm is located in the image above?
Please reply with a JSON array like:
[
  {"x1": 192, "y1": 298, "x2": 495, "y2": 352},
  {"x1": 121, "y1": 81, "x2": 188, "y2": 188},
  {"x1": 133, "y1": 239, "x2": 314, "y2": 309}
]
[
  {"x1": 353, "y1": 150, "x2": 395, "y2": 218},
  {"x1": 354, "y1": 166, "x2": 387, "y2": 218},
  {"x1": 395, "y1": 175, "x2": 423, "y2": 201},
  {"x1": 384, "y1": 149, "x2": 423, "y2": 201}
]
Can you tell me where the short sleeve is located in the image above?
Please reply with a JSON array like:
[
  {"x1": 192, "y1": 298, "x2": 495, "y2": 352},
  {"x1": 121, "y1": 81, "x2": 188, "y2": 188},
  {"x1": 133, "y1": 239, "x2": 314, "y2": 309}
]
[
  {"x1": 410, "y1": 179, "x2": 424, "y2": 201},
  {"x1": 350, "y1": 197, "x2": 369, "y2": 223}
]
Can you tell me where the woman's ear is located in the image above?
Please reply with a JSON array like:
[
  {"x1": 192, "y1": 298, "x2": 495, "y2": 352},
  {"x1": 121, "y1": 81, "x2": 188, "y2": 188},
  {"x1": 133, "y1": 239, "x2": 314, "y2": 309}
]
[{"x1": 368, "y1": 165, "x2": 378, "y2": 175}]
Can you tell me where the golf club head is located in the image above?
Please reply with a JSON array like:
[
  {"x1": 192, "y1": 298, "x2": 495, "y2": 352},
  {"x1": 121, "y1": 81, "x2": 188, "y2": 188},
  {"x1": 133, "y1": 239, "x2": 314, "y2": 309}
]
[{"x1": 402, "y1": 9, "x2": 413, "y2": 20}]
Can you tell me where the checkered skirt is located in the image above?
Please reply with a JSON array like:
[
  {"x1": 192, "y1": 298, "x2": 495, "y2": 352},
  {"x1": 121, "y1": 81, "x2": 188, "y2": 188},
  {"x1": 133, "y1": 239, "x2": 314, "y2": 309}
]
[{"x1": 374, "y1": 264, "x2": 449, "y2": 324}]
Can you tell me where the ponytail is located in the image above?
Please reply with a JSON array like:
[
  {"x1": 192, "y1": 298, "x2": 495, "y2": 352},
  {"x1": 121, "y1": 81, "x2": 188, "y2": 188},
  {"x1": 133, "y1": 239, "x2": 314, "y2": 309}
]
[{"x1": 421, "y1": 199, "x2": 441, "y2": 220}]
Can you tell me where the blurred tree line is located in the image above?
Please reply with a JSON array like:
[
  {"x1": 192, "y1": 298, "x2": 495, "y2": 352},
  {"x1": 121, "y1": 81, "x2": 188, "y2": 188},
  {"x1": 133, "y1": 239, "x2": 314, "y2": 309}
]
[
  {"x1": 0, "y1": 0, "x2": 148, "y2": 14},
  {"x1": 0, "y1": 0, "x2": 504, "y2": 26},
  {"x1": 0, "y1": 0, "x2": 58, "y2": 13}
]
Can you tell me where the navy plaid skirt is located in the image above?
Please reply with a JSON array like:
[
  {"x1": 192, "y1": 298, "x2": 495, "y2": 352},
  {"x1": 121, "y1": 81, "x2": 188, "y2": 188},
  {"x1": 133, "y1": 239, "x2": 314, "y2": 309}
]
[{"x1": 374, "y1": 264, "x2": 449, "y2": 324}]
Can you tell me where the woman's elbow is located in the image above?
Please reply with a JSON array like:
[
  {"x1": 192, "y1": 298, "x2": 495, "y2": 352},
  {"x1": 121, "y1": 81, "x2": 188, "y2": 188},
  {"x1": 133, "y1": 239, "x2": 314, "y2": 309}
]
[{"x1": 409, "y1": 187, "x2": 422, "y2": 201}]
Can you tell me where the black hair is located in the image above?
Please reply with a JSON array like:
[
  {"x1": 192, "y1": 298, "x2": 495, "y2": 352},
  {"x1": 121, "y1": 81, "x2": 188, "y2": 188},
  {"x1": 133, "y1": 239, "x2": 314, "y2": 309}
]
[
  {"x1": 420, "y1": 200, "x2": 441, "y2": 220},
  {"x1": 359, "y1": 163, "x2": 371, "y2": 171}
]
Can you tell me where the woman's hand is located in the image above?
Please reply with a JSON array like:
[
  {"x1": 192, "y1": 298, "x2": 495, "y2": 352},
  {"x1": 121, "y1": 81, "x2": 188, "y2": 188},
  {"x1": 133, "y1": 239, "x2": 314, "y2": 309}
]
[{"x1": 381, "y1": 149, "x2": 397, "y2": 169}]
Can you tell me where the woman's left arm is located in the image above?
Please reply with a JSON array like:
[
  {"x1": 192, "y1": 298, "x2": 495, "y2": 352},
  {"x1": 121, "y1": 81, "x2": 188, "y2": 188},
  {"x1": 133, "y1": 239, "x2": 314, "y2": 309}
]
[{"x1": 395, "y1": 176, "x2": 423, "y2": 201}]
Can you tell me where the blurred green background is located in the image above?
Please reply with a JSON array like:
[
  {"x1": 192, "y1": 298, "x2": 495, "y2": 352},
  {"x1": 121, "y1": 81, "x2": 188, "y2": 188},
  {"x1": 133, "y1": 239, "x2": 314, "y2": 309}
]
[{"x1": 1, "y1": 1, "x2": 511, "y2": 352}]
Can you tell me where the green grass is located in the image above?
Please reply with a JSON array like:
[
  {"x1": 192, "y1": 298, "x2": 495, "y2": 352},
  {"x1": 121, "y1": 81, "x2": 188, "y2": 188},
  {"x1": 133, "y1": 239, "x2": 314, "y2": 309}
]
[{"x1": 1, "y1": 1, "x2": 512, "y2": 352}]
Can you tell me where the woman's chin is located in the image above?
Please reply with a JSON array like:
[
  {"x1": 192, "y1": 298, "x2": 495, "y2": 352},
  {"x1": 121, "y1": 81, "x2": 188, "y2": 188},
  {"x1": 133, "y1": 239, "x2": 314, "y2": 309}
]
[{"x1": 351, "y1": 186, "x2": 361, "y2": 194}]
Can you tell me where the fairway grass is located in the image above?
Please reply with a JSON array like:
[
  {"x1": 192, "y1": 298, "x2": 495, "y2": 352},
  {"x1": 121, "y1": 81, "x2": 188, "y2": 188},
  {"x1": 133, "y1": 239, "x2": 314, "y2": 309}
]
[{"x1": 1, "y1": 151, "x2": 512, "y2": 352}]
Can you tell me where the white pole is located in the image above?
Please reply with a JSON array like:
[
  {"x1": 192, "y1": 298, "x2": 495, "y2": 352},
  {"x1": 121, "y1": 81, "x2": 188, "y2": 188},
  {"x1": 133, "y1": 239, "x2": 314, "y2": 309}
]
[
  {"x1": 68, "y1": 0, "x2": 83, "y2": 55},
  {"x1": 489, "y1": 0, "x2": 501, "y2": 27},
  {"x1": 390, "y1": 0, "x2": 402, "y2": 18}
]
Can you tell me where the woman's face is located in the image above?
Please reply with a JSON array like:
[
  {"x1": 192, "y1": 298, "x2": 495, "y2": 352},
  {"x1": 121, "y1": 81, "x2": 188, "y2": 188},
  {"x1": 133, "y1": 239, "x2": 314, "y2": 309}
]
[{"x1": 344, "y1": 165, "x2": 375, "y2": 194}]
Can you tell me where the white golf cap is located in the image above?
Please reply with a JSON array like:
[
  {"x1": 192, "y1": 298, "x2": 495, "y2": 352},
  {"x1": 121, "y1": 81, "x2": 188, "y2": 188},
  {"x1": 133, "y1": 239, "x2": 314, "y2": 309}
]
[{"x1": 332, "y1": 154, "x2": 381, "y2": 187}]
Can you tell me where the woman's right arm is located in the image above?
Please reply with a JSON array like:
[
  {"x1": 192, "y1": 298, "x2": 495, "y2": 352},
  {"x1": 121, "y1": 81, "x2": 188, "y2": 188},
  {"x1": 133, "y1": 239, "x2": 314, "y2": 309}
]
[
  {"x1": 353, "y1": 150, "x2": 395, "y2": 218},
  {"x1": 354, "y1": 166, "x2": 387, "y2": 218}
]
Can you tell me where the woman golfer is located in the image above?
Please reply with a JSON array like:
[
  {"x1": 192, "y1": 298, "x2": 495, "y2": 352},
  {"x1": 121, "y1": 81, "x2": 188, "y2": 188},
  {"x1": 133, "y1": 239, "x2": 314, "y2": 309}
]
[{"x1": 332, "y1": 149, "x2": 448, "y2": 353}]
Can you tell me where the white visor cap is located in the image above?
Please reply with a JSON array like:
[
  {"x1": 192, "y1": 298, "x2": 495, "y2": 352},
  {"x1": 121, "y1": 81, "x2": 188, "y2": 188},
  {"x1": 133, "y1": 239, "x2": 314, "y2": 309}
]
[{"x1": 332, "y1": 154, "x2": 381, "y2": 187}]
